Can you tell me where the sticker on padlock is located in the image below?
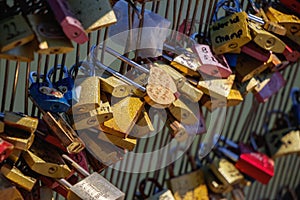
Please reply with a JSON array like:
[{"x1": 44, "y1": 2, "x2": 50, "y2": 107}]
[
  {"x1": 1, "y1": 164, "x2": 37, "y2": 191},
  {"x1": 42, "y1": 112, "x2": 85, "y2": 154},
  {"x1": 192, "y1": 43, "x2": 232, "y2": 78},
  {"x1": 57, "y1": 154, "x2": 125, "y2": 200},
  {"x1": 0, "y1": 173, "x2": 24, "y2": 200},
  {"x1": 0, "y1": 15, "x2": 35, "y2": 52},
  {"x1": 67, "y1": 0, "x2": 117, "y2": 32},
  {"x1": 29, "y1": 71, "x2": 71, "y2": 113},
  {"x1": 248, "y1": 21, "x2": 286, "y2": 53},
  {"x1": 0, "y1": 138, "x2": 14, "y2": 163},
  {"x1": 129, "y1": 109, "x2": 154, "y2": 139},
  {"x1": 138, "y1": 178, "x2": 175, "y2": 200},
  {"x1": 264, "y1": 111, "x2": 300, "y2": 158},
  {"x1": 253, "y1": 71, "x2": 286, "y2": 103},
  {"x1": 22, "y1": 137, "x2": 72, "y2": 179},
  {"x1": 154, "y1": 61, "x2": 203, "y2": 102},
  {"x1": 26, "y1": 14, "x2": 74, "y2": 54},
  {"x1": 210, "y1": 0, "x2": 252, "y2": 54},
  {"x1": 46, "y1": 0, "x2": 89, "y2": 44},
  {"x1": 4, "y1": 111, "x2": 38, "y2": 133},
  {"x1": 47, "y1": 65, "x2": 74, "y2": 105},
  {"x1": 0, "y1": 41, "x2": 35, "y2": 62},
  {"x1": 100, "y1": 96, "x2": 144, "y2": 138}
]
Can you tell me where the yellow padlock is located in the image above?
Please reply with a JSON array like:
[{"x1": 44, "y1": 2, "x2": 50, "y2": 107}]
[
  {"x1": 168, "y1": 98, "x2": 198, "y2": 125},
  {"x1": 4, "y1": 111, "x2": 38, "y2": 133},
  {"x1": 258, "y1": 8, "x2": 287, "y2": 36},
  {"x1": 226, "y1": 85, "x2": 244, "y2": 107},
  {"x1": 100, "y1": 75, "x2": 132, "y2": 98},
  {"x1": 0, "y1": 42, "x2": 35, "y2": 62}
]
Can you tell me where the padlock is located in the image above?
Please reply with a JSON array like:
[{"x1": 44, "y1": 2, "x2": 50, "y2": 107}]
[
  {"x1": 57, "y1": 154, "x2": 125, "y2": 200},
  {"x1": 253, "y1": 71, "x2": 286, "y2": 103},
  {"x1": 226, "y1": 85, "x2": 244, "y2": 107},
  {"x1": 4, "y1": 111, "x2": 38, "y2": 133},
  {"x1": 42, "y1": 112, "x2": 85, "y2": 154},
  {"x1": 0, "y1": 41, "x2": 35, "y2": 62},
  {"x1": 46, "y1": 0, "x2": 88, "y2": 44},
  {"x1": 248, "y1": 21, "x2": 286, "y2": 53},
  {"x1": 210, "y1": 0, "x2": 252, "y2": 54},
  {"x1": 192, "y1": 43, "x2": 232, "y2": 78},
  {"x1": 167, "y1": 150, "x2": 209, "y2": 200},
  {"x1": 26, "y1": 14, "x2": 74, "y2": 54},
  {"x1": 22, "y1": 137, "x2": 72, "y2": 179},
  {"x1": 71, "y1": 76, "x2": 101, "y2": 114},
  {"x1": 235, "y1": 78, "x2": 258, "y2": 97},
  {"x1": 241, "y1": 41, "x2": 271, "y2": 62},
  {"x1": 267, "y1": 54, "x2": 290, "y2": 72},
  {"x1": 100, "y1": 96, "x2": 144, "y2": 138},
  {"x1": 197, "y1": 74, "x2": 235, "y2": 99},
  {"x1": 279, "y1": 36, "x2": 300, "y2": 63},
  {"x1": 1, "y1": 164, "x2": 37, "y2": 191},
  {"x1": 29, "y1": 71, "x2": 70, "y2": 113},
  {"x1": 0, "y1": 173, "x2": 24, "y2": 200},
  {"x1": 235, "y1": 53, "x2": 272, "y2": 83},
  {"x1": 0, "y1": 138, "x2": 14, "y2": 163},
  {"x1": 154, "y1": 61, "x2": 203, "y2": 102},
  {"x1": 168, "y1": 98, "x2": 198, "y2": 125},
  {"x1": 217, "y1": 138, "x2": 274, "y2": 184},
  {"x1": 266, "y1": 6, "x2": 300, "y2": 45},
  {"x1": 0, "y1": 15, "x2": 35, "y2": 52},
  {"x1": 280, "y1": 0, "x2": 300, "y2": 16},
  {"x1": 264, "y1": 111, "x2": 300, "y2": 158},
  {"x1": 129, "y1": 108, "x2": 154, "y2": 138},
  {"x1": 67, "y1": 0, "x2": 117, "y2": 32},
  {"x1": 47, "y1": 65, "x2": 74, "y2": 105},
  {"x1": 138, "y1": 178, "x2": 175, "y2": 200},
  {"x1": 100, "y1": 75, "x2": 133, "y2": 98}
]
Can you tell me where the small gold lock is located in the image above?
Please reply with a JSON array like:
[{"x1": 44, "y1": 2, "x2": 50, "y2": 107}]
[
  {"x1": 0, "y1": 42, "x2": 35, "y2": 62},
  {"x1": 100, "y1": 75, "x2": 132, "y2": 98},
  {"x1": 97, "y1": 131, "x2": 137, "y2": 151},
  {"x1": 67, "y1": 0, "x2": 117, "y2": 32},
  {"x1": 26, "y1": 14, "x2": 74, "y2": 54},
  {"x1": 4, "y1": 111, "x2": 38, "y2": 133},
  {"x1": 72, "y1": 76, "x2": 101, "y2": 114},
  {"x1": 129, "y1": 109, "x2": 154, "y2": 138},
  {"x1": 1, "y1": 164, "x2": 37, "y2": 191},
  {"x1": 168, "y1": 98, "x2": 198, "y2": 125},
  {"x1": 0, "y1": 15, "x2": 35, "y2": 52},
  {"x1": 197, "y1": 75, "x2": 235, "y2": 99},
  {"x1": 100, "y1": 96, "x2": 144, "y2": 138}
]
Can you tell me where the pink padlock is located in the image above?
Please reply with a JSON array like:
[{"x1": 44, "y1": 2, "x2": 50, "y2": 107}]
[
  {"x1": 46, "y1": 0, "x2": 88, "y2": 44},
  {"x1": 193, "y1": 43, "x2": 232, "y2": 78}
]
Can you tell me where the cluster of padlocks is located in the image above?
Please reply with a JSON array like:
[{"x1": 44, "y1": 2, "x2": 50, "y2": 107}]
[{"x1": 0, "y1": 0, "x2": 300, "y2": 199}]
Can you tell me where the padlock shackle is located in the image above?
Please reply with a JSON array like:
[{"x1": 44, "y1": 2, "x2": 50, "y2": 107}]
[
  {"x1": 29, "y1": 71, "x2": 53, "y2": 87},
  {"x1": 212, "y1": 0, "x2": 242, "y2": 22},
  {"x1": 263, "y1": 110, "x2": 292, "y2": 134},
  {"x1": 219, "y1": 135, "x2": 239, "y2": 149},
  {"x1": 62, "y1": 154, "x2": 90, "y2": 177},
  {"x1": 56, "y1": 178, "x2": 73, "y2": 190},
  {"x1": 47, "y1": 65, "x2": 70, "y2": 82},
  {"x1": 218, "y1": 146, "x2": 239, "y2": 162},
  {"x1": 96, "y1": 45, "x2": 149, "y2": 74}
]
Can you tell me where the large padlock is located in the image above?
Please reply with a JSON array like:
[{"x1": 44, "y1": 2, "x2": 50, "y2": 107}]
[
  {"x1": 266, "y1": 6, "x2": 300, "y2": 45},
  {"x1": 0, "y1": 15, "x2": 35, "y2": 52},
  {"x1": 1, "y1": 164, "x2": 37, "y2": 192},
  {"x1": 253, "y1": 71, "x2": 286, "y2": 103},
  {"x1": 57, "y1": 154, "x2": 125, "y2": 200},
  {"x1": 0, "y1": 173, "x2": 24, "y2": 200},
  {"x1": 192, "y1": 42, "x2": 232, "y2": 78},
  {"x1": 42, "y1": 112, "x2": 85, "y2": 154},
  {"x1": 29, "y1": 71, "x2": 70, "y2": 113},
  {"x1": 22, "y1": 137, "x2": 72, "y2": 179},
  {"x1": 26, "y1": 14, "x2": 74, "y2": 54},
  {"x1": 46, "y1": 0, "x2": 88, "y2": 44},
  {"x1": 264, "y1": 111, "x2": 300, "y2": 158},
  {"x1": 138, "y1": 178, "x2": 175, "y2": 200},
  {"x1": 67, "y1": 0, "x2": 117, "y2": 32},
  {"x1": 47, "y1": 65, "x2": 74, "y2": 105},
  {"x1": 210, "y1": 0, "x2": 251, "y2": 54},
  {"x1": 0, "y1": 41, "x2": 35, "y2": 62}
]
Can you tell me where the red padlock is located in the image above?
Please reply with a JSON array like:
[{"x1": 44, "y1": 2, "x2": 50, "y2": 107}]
[
  {"x1": 0, "y1": 137, "x2": 14, "y2": 162},
  {"x1": 241, "y1": 42, "x2": 271, "y2": 62}
]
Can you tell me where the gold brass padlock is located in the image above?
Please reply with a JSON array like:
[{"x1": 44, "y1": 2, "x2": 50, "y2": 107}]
[
  {"x1": 248, "y1": 21, "x2": 286, "y2": 53},
  {"x1": 100, "y1": 96, "x2": 144, "y2": 138},
  {"x1": 168, "y1": 98, "x2": 198, "y2": 125},
  {"x1": 226, "y1": 85, "x2": 244, "y2": 107},
  {"x1": 0, "y1": 42, "x2": 35, "y2": 62},
  {"x1": 42, "y1": 112, "x2": 85, "y2": 154},
  {"x1": 1, "y1": 164, "x2": 37, "y2": 192},
  {"x1": 97, "y1": 131, "x2": 136, "y2": 151},
  {"x1": 0, "y1": 15, "x2": 35, "y2": 52},
  {"x1": 154, "y1": 61, "x2": 203, "y2": 102},
  {"x1": 0, "y1": 174, "x2": 24, "y2": 200},
  {"x1": 22, "y1": 138, "x2": 71, "y2": 179},
  {"x1": 67, "y1": 0, "x2": 117, "y2": 32},
  {"x1": 129, "y1": 109, "x2": 154, "y2": 138},
  {"x1": 266, "y1": 7, "x2": 300, "y2": 45},
  {"x1": 72, "y1": 76, "x2": 101, "y2": 114},
  {"x1": 26, "y1": 14, "x2": 74, "y2": 54},
  {"x1": 4, "y1": 111, "x2": 38, "y2": 133},
  {"x1": 197, "y1": 75, "x2": 235, "y2": 99},
  {"x1": 100, "y1": 75, "x2": 132, "y2": 98}
]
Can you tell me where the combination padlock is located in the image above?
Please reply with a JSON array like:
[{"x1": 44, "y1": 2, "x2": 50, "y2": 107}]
[
  {"x1": 46, "y1": 0, "x2": 88, "y2": 44},
  {"x1": 57, "y1": 154, "x2": 125, "y2": 200},
  {"x1": 28, "y1": 71, "x2": 70, "y2": 113},
  {"x1": 47, "y1": 65, "x2": 74, "y2": 105}
]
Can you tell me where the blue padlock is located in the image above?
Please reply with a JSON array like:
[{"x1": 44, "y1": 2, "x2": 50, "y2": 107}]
[
  {"x1": 47, "y1": 65, "x2": 74, "y2": 105},
  {"x1": 291, "y1": 87, "x2": 300, "y2": 127},
  {"x1": 29, "y1": 71, "x2": 70, "y2": 113}
]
